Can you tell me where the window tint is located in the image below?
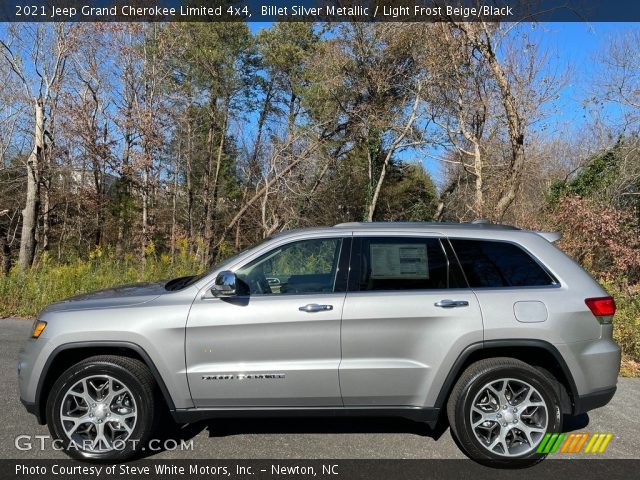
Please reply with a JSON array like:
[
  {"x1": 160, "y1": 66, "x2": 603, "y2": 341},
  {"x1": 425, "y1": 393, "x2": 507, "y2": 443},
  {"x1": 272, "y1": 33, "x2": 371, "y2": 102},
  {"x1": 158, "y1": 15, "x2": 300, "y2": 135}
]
[
  {"x1": 235, "y1": 238, "x2": 343, "y2": 295},
  {"x1": 450, "y1": 239, "x2": 556, "y2": 288},
  {"x1": 354, "y1": 237, "x2": 449, "y2": 291}
]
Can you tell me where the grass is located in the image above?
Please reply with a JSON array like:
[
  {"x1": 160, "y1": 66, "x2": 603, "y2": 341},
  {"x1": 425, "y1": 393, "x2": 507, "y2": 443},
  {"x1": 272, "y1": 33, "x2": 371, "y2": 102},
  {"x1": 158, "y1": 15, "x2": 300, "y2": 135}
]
[{"x1": 0, "y1": 246, "x2": 201, "y2": 318}]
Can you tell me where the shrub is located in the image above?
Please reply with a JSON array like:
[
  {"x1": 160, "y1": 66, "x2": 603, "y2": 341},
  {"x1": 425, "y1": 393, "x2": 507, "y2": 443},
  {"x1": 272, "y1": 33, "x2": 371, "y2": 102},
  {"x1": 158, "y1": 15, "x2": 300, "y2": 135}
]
[{"x1": 549, "y1": 196, "x2": 640, "y2": 284}]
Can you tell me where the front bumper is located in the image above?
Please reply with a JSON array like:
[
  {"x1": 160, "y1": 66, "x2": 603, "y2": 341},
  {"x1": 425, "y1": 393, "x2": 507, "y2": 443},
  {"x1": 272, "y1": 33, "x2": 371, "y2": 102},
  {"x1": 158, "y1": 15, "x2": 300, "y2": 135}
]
[
  {"x1": 20, "y1": 398, "x2": 44, "y2": 424},
  {"x1": 17, "y1": 336, "x2": 52, "y2": 425}
]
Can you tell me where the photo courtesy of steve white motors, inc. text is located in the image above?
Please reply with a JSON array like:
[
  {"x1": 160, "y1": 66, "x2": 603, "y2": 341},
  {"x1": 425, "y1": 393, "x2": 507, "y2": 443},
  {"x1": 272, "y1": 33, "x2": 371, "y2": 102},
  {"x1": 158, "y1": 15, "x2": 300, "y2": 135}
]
[{"x1": 15, "y1": 463, "x2": 339, "y2": 476}]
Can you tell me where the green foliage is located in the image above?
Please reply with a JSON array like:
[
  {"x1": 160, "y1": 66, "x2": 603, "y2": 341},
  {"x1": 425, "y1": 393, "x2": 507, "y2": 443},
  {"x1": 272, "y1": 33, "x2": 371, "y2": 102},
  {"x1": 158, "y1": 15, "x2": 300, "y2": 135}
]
[
  {"x1": 0, "y1": 248, "x2": 201, "y2": 318},
  {"x1": 548, "y1": 139, "x2": 623, "y2": 203},
  {"x1": 377, "y1": 163, "x2": 438, "y2": 221},
  {"x1": 257, "y1": 23, "x2": 318, "y2": 94}
]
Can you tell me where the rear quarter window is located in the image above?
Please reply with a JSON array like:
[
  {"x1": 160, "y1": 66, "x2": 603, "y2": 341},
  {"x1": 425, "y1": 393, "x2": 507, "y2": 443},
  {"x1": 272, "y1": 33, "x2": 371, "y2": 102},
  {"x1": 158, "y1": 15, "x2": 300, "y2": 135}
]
[{"x1": 449, "y1": 239, "x2": 556, "y2": 288}]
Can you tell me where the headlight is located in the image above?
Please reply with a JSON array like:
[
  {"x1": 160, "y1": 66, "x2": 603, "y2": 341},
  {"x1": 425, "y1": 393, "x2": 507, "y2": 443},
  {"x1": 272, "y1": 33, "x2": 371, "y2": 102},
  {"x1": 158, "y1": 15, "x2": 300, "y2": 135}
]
[{"x1": 31, "y1": 320, "x2": 47, "y2": 339}]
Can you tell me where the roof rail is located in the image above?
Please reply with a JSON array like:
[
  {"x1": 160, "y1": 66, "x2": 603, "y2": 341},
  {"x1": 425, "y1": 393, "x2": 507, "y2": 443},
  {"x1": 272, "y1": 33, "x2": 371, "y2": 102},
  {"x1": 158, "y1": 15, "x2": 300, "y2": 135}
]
[{"x1": 332, "y1": 221, "x2": 520, "y2": 230}]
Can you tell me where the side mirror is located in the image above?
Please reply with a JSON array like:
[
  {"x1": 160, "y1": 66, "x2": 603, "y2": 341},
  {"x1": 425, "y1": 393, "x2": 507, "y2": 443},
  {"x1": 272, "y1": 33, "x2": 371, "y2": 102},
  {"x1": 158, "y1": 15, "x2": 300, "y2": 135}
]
[{"x1": 211, "y1": 271, "x2": 237, "y2": 297}]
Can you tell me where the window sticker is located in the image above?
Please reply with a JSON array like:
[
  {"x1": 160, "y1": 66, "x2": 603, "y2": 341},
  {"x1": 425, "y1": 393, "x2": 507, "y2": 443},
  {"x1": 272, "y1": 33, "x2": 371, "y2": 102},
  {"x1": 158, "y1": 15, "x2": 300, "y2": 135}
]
[{"x1": 370, "y1": 243, "x2": 429, "y2": 279}]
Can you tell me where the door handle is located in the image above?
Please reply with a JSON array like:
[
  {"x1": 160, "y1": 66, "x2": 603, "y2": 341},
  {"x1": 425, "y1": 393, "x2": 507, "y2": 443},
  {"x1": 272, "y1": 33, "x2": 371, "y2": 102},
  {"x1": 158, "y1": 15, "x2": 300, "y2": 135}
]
[
  {"x1": 299, "y1": 304, "x2": 333, "y2": 313},
  {"x1": 434, "y1": 299, "x2": 469, "y2": 308}
]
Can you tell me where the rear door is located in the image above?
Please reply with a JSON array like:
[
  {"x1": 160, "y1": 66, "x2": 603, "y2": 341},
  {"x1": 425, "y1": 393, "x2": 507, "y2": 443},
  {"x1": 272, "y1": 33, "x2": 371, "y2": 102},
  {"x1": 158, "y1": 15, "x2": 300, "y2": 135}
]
[{"x1": 339, "y1": 233, "x2": 483, "y2": 407}]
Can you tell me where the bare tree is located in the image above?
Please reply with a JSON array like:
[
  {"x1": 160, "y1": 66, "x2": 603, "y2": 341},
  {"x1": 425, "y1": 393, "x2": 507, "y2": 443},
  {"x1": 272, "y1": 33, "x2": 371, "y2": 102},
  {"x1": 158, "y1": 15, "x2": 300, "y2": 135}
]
[
  {"x1": 0, "y1": 25, "x2": 73, "y2": 270},
  {"x1": 595, "y1": 29, "x2": 640, "y2": 126},
  {"x1": 439, "y1": 22, "x2": 564, "y2": 221}
]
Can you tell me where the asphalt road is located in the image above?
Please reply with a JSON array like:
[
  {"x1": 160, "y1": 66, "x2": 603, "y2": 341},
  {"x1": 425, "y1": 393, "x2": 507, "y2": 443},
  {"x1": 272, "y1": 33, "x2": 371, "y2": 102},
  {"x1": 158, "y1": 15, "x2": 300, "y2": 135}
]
[{"x1": 1, "y1": 317, "x2": 638, "y2": 460}]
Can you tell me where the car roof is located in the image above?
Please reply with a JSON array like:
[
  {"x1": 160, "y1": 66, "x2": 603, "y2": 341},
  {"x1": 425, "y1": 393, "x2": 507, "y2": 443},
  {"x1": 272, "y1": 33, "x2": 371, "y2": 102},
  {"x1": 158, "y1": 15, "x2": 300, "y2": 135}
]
[
  {"x1": 269, "y1": 221, "x2": 560, "y2": 243},
  {"x1": 268, "y1": 221, "x2": 520, "y2": 239}
]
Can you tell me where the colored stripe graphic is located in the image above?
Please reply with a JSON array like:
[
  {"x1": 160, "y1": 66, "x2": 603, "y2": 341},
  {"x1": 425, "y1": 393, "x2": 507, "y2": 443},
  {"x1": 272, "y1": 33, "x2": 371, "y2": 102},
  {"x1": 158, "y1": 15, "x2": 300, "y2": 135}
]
[
  {"x1": 537, "y1": 432, "x2": 612, "y2": 454},
  {"x1": 584, "y1": 433, "x2": 599, "y2": 453},
  {"x1": 549, "y1": 433, "x2": 566, "y2": 453},
  {"x1": 537, "y1": 433, "x2": 552, "y2": 453},
  {"x1": 572, "y1": 433, "x2": 589, "y2": 453},
  {"x1": 560, "y1": 434, "x2": 575, "y2": 453},
  {"x1": 598, "y1": 434, "x2": 613, "y2": 453},
  {"x1": 591, "y1": 434, "x2": 606, "y2": 453}
]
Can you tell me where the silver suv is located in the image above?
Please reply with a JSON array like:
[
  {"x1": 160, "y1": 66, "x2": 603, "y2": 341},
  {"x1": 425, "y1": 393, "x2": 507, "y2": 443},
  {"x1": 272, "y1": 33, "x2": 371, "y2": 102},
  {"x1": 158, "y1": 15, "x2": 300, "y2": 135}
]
[{"x1": 18, "y1": 222, "x2": 621, "y2": 465}]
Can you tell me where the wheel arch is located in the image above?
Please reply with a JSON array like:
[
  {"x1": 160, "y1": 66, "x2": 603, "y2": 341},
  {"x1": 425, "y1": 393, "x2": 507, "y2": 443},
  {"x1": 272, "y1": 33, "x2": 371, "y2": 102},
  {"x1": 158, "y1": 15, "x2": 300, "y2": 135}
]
[
  {"x1": 35, "y1": 341, "x2": 176, "y2": 425},
  {"x1": 434, "y1": 339, "x2": 577, "y2": 415}
]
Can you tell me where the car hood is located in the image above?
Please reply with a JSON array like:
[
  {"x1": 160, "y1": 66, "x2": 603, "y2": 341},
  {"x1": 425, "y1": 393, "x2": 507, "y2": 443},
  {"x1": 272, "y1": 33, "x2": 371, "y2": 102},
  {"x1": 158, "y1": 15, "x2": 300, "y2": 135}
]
[{"x1": 42, "y1": 282, "x2": 167, "y2": 313}]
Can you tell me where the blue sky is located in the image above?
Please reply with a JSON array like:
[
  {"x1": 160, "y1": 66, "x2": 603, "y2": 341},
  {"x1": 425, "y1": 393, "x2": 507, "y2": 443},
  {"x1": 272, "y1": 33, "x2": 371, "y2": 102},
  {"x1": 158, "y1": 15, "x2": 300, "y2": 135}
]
[{"x1": 531, "y1": 22, "x2": 634, "y2": 124}]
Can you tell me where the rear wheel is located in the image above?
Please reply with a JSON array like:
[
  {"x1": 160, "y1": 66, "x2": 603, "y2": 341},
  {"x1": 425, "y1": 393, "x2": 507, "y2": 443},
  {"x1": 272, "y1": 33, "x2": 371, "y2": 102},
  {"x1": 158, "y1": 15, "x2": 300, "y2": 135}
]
[
  {"x1": 46, "y1": 355, "x2": 157, "y2": 461},
  {"x1": 447, "y1": 357, "x2": 562, "y2": 467}
]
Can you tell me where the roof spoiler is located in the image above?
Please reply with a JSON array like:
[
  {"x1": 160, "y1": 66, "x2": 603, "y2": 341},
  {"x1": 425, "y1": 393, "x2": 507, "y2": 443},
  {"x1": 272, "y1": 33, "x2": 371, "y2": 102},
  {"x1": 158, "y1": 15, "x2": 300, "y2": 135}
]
[{"x1": 535, "y1": 231, "x2": 561, "y2": 243}]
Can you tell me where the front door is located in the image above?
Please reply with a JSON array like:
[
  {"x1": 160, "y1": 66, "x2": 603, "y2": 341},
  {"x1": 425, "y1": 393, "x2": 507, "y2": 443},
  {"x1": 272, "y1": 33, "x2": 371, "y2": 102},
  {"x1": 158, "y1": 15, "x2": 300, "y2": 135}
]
[{"x1": 186, "y1": 236, "x2": 350, "y2": 407}]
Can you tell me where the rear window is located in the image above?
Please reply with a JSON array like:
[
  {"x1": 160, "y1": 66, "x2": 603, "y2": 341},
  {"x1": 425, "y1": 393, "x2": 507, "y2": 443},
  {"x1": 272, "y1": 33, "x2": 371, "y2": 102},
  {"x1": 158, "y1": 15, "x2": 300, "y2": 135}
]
[{"x1": 450, "y1": 239, "x2": 556, "y2": 288}]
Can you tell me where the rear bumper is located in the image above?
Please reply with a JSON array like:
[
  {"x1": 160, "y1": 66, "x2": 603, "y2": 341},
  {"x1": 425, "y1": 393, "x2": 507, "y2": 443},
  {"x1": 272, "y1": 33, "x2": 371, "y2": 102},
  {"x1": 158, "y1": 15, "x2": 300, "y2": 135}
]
[
  {"x1": 555, "y1": 337, "x2": 620, "y2": 405},
  {"x1": 573, "y1": 386, "x2": 617, "y2": 415}
]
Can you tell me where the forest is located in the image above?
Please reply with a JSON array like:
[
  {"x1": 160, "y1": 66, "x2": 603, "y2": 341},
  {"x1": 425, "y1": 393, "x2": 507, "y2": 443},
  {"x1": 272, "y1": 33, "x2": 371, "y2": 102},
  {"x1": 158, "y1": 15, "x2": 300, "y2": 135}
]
[{"x1": 0, "y1": 22, "x2": 638, "y2": 373}]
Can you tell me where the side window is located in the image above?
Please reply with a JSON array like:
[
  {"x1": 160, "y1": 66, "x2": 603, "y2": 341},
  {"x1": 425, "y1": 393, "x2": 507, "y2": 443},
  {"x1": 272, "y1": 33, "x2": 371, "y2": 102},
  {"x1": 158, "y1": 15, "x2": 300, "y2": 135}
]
[
  {"x1": 353, "y1": 237, "x2": 449, "y2": 291},
  {"x1": 450, "y1": 239, "x2": 556, "y2": 288},
  {"x1": 235, "y1": 238, "x2": 344, "y2": 295}
]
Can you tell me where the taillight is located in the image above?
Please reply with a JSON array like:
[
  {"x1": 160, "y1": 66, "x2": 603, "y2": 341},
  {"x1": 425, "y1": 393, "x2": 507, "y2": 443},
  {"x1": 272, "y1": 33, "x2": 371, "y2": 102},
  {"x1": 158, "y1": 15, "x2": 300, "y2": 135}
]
[{"x1": 585, "y1": 296, "x2": 616, "y2": 323}]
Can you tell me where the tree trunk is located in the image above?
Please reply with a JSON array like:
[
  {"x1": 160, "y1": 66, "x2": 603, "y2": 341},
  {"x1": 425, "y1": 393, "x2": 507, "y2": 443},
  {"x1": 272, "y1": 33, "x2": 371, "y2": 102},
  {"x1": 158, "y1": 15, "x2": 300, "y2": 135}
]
[
  {"x1": 170, "y1": 142, "x2": 180, "y2": 263},
  {"x1": 141, "y1": 163, "x2": 149, "y2": 258},
  {"x1": 41, "y1": 115, "x2": 54, "y2": 252},
  {"x1": 0, "y1": 224, "x2": 11, "y2": 275},
  {"x1": 206, "y1": 105, "x2": 229, "y2": 264},
  {"x1": 473, "y1": 142, "x2": 484, "y2": 218},
  {"x1": 366, "y1": 85, "x2": 422, "y2": 221},
  {"x1": 200, "y1": 97, "x2": 217, "y2": 265},
  {"x1": 18, "y1": 99, "x2": 44, "y2": 271},
  {"x1": 115, "y1": 117, "x2": 133, "y2": 259},
  {"x1": 474, "y1": 25, "x2": 525, "y2": 221},
  {"x1": 185, "y1": 121, "x2": 194, "y2": 249},
  {"x1": 93, "y1": 121, "x2": 108, "y2": 247},
  {"x1": 201, "y1": 128, "x2": 214, "y2": 263}
]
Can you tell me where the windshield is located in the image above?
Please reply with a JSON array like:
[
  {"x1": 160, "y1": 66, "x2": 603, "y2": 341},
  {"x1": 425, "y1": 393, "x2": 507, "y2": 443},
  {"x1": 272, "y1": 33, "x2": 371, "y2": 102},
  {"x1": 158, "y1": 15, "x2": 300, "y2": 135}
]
[{"x1": 164, "y1": 238, "x2": 272, "y2": 291}]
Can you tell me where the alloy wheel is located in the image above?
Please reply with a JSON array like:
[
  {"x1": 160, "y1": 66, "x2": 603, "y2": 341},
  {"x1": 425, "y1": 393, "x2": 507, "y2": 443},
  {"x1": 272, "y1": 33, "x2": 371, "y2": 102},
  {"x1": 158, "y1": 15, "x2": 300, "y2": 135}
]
[
  {"x1": 469, "y1": 378, "x2": 548, "y2": 457},
  {"x1": 59, "y1": 375, "x2": 137, "y2": 452}
]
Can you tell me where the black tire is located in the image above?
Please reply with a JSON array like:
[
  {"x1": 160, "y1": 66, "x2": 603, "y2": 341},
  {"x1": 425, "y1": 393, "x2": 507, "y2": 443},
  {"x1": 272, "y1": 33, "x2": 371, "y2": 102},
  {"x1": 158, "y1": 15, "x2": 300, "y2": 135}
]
[
  {"x1": 446, "y1": 357, "x2": 562, "y2": 468},
  {"x1": 46, "y1": 355, "x2": 157, "y2": 462}
]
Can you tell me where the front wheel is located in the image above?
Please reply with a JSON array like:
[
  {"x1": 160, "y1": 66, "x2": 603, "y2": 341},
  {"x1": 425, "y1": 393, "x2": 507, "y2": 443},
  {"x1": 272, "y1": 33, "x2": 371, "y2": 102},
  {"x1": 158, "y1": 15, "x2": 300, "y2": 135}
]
[
  {"x1": 447, "y1": 357, "x2": 562, "y2": 467},
  {"x1": 46, "y1": 355, "x2": 157, "y2": 461}
]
